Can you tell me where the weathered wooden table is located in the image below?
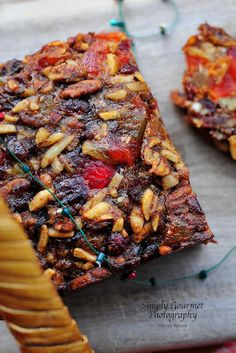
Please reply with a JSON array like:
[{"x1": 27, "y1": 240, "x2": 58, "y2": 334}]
[{"x1": 0, "y1": 0, "x2": 236, "y2": 352}]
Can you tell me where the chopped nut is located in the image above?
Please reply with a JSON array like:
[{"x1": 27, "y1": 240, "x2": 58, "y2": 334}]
[
  {"x1": 29, "y1": 157, "x2": 40, "y2": 171},
  {"x1": 29, "y1": 99, "x2": 39, "y2": 111},
  {"x1": 39, "y1": 132, "x2": 64, "y2": 147},
  {"x1": 39, "y1": 173, "x2": 52, "y2": 188},
  {"x1": 112, "y1": 217, "x2": 124, "y2": 232},
  {"x1": 44, "y1": 268, "x2": 56, "y2": 279},
  {"x1": 121, "y1": 228, "x2": 129, "y2": 238},
  {"x1": 43, "y1": 62, "x2": 86, "y2": 82},
  {"x1": 12, "y1": 213, "x2": 22, "y2": 224},
  {"x1": 74, "y1": 216, "x2": 83, "y2": 229},
  {"x1": 126, "y1": 82, "x2": 147, "y2": 92},
  {"x1": 192, "y1": 118, "x2": 203, "y2": 128},
  {"x1": 83, "y1": 262, "x2": 94, "y2": 271},
  {"x1": 228, "y1": 135, "x2": 236, "y2": 160},
  {"x1": 162, "y1": 172, "x2": 179, "y2": 190},
  {"x1": 29, "y1": 189, "x2": 53, "y2": 212},
  {"x1": 159, "y1": 245, "x2": 172, "y2": 255},
  {"x1": 143, "y1": 146, "x2": 160, "y2": 166},
  {"x1": 108, "y1": 172, "x2": 123, "y2": 197},
  {"x1": 219, "y1": 97, "x2": 236, "y2": 111},
  {"x1": 134, "y1": 71, "x2": 145, "y2": 83},
  {"x1": 151, "y1": 214, "x2": 160, "y2": 231},
  {"x1": 35, "y1": 127, "x2": 50, "y2": 145},
  {"x1": 111, "y1": 74, "x2": 134, "y2": 84},
  {"x1": 23, "y1": 87, "x2": 36, "y2": 97},
  {"x1": 141, "y1": 189, "x2": 157, "y2": 221},
  {"x1": 105, "y1": 89, "x2": 127, "y2": 101},
  {"x1": 94, "y1": 123, "x2": 108, "y2": 140},
  {"x1": 37, "y1": 225, "x2": 49, "y2": 253},
  {"x1": 98, "y1": 110, "x2": 121, "y2": 120},
  {"x1": 161, "y1": 149, "x2": 180, "y2": 163},
  {"x1": 40, "y1": 81, "x2": 54, "y2": 94},
  {"x1": 41, "y1": 135, "x2": 74, "y2": 168},
  {"x1": 73, "y1": 248, "x2": 97, "y2": 262},
  {"x1": 81, "y1": 42, "x2": 89, "y2": 50},
  {"x1": 99, "y1": 213, "x2": 114, "y2": 220},
  {"x1": 149, "y1": 136, "x2": 161, "y2": 148},
  {"x1": 107, "y1": 53, "x2": 118, "y2": 75},
  {"x1": 0, "y1": 124, "x2": 16, "y2": 134},
  {"x1": 130, "y1": 207, "x2": 144, "y2": 234},
  {"x1": 48, "y1": 228, "x2": 74, "y2": 238},
  {"x1": 83, "y1": 201, "x2": 110, "y2": 220},
  {"x1": 191, "y1": 102, "x2": 202, "y2": 113},
  {"x1": 133, "y1": 222, "x2": 152, "y2": 243},
  {"x1": 174, "y1": 160, "x2": 186, "y2": 171},
  {"x1": 3, "y1": 114, "x2": 19, "y2": 123},
  {"x1": 61, "y1": 79, "x2": 102, "y2": 98},
  {"x1": 12, "y1": 98, "x2": 29, "y2": 112},
  {"x1": 83, "y1": 188, "x2": 108, "y2": 210},
  {"x1": 7, "y1": 79, "x2": 19, "y2": 91},
  {"x1": 149, "y1": 158, "x2": 170, "y2": 176},
  {"x1": 52, "y1": 156, "x2": 64, "y2": 174}
]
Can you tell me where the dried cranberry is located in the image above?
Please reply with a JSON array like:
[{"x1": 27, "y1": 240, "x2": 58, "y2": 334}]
[
  {"x1": 0, "y1": 112, "x2": 4, "y2": 121},
  {"x1": 107, "y1": 232, "x2": 130, "y2": 255},
  {"x1": 83, "y1": 160, "x2": 115, "y2": 189}
]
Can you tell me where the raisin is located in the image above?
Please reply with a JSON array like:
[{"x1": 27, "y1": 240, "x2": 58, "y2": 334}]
[
  {"x1": 200, "y1": 98, "x2": 216, "y2": 114},
  {"x1": 118, "y1": 39, "x2": 131, "y2": 51},
  {"x1": 7, "y1": 137, "x2": 34, "y2": 161},
  {"x1": 0, "y1": 59, "x2": 24, "y2": 76},
  {"x1": 62, "y1": 98, "x2": 90, "y2": 114},
  {"x1": 107, "y1": 232, "x2": 130, "y2": 255},
  {"x1": 54, "y1": 175, "x2": 88, "y2": 208},
  {"x1": 127, "y1": 178, "x2": 150, "y2": 203},
  {"x1": 8, "y1": 191, "x2": 34, "y2": 212},
  {"x1": 119, "y1": 63, "x2": 138, "y2": 74}
]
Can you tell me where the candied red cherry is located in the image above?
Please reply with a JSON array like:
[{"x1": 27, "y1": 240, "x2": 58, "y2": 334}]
[
  {"x1": 83, "y1": 160, "x2": 115, "y2": 189},
  {"x1": 38, "y1": 55, "x2": 61, "y2": 68},
  {"x1": 108, "y1": 139, "x2": 140, "y2": 166},
  {"x1": 0, "y1": 112, "x2": 4, "y2": 121}
]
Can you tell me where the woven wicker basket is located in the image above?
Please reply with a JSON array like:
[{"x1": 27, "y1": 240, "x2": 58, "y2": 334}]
[{"x1": 0, "y1": 197, "x2": 94, "y2": 353}]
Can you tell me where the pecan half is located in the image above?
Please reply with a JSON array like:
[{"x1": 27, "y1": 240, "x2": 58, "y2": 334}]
[{"x1": 61, "y1": 79, "x2": 102, "y2": 98}]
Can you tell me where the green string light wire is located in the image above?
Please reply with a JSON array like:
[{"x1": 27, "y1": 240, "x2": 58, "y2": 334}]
[
  {"x1": 130, "y1": 246, "x2": 236, "y2": 287},
  {"x1": 1, "y1": 135, "x2": 235, "y2": 286},
  {"x1": 110, "y1": 0, "x2": 180, "y2": 38}
]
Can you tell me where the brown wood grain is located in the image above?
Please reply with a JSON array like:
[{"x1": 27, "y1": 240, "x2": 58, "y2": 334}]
[{"x1": 0, "y1": 0, "x2": 236, "y2": 352}]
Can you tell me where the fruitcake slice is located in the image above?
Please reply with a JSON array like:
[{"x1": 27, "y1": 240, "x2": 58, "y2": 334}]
[
  {"x1": 171, "y1": 23, "x2": 236, "y2": 159},
  {"x1": 0, "y1": 31, "x2": 213, "y2": 291}
]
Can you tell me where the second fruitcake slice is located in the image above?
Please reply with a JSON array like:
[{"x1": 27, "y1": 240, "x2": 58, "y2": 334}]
[
  {"x1": 171, "y1": 23, "x2": 236, "y2": 159},
  {"x1": 0, "y1": 31, "x2": 214, "y2": 290}
]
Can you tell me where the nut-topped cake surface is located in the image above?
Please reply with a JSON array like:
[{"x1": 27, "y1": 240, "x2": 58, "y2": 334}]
[{"x1": 0, "y1": 31, "x2": 213, "y2": 290}]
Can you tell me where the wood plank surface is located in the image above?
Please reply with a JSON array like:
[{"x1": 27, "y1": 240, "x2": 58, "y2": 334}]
[{"x1": 0, "y1": 0, "x2": 236, "y2": 352}]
